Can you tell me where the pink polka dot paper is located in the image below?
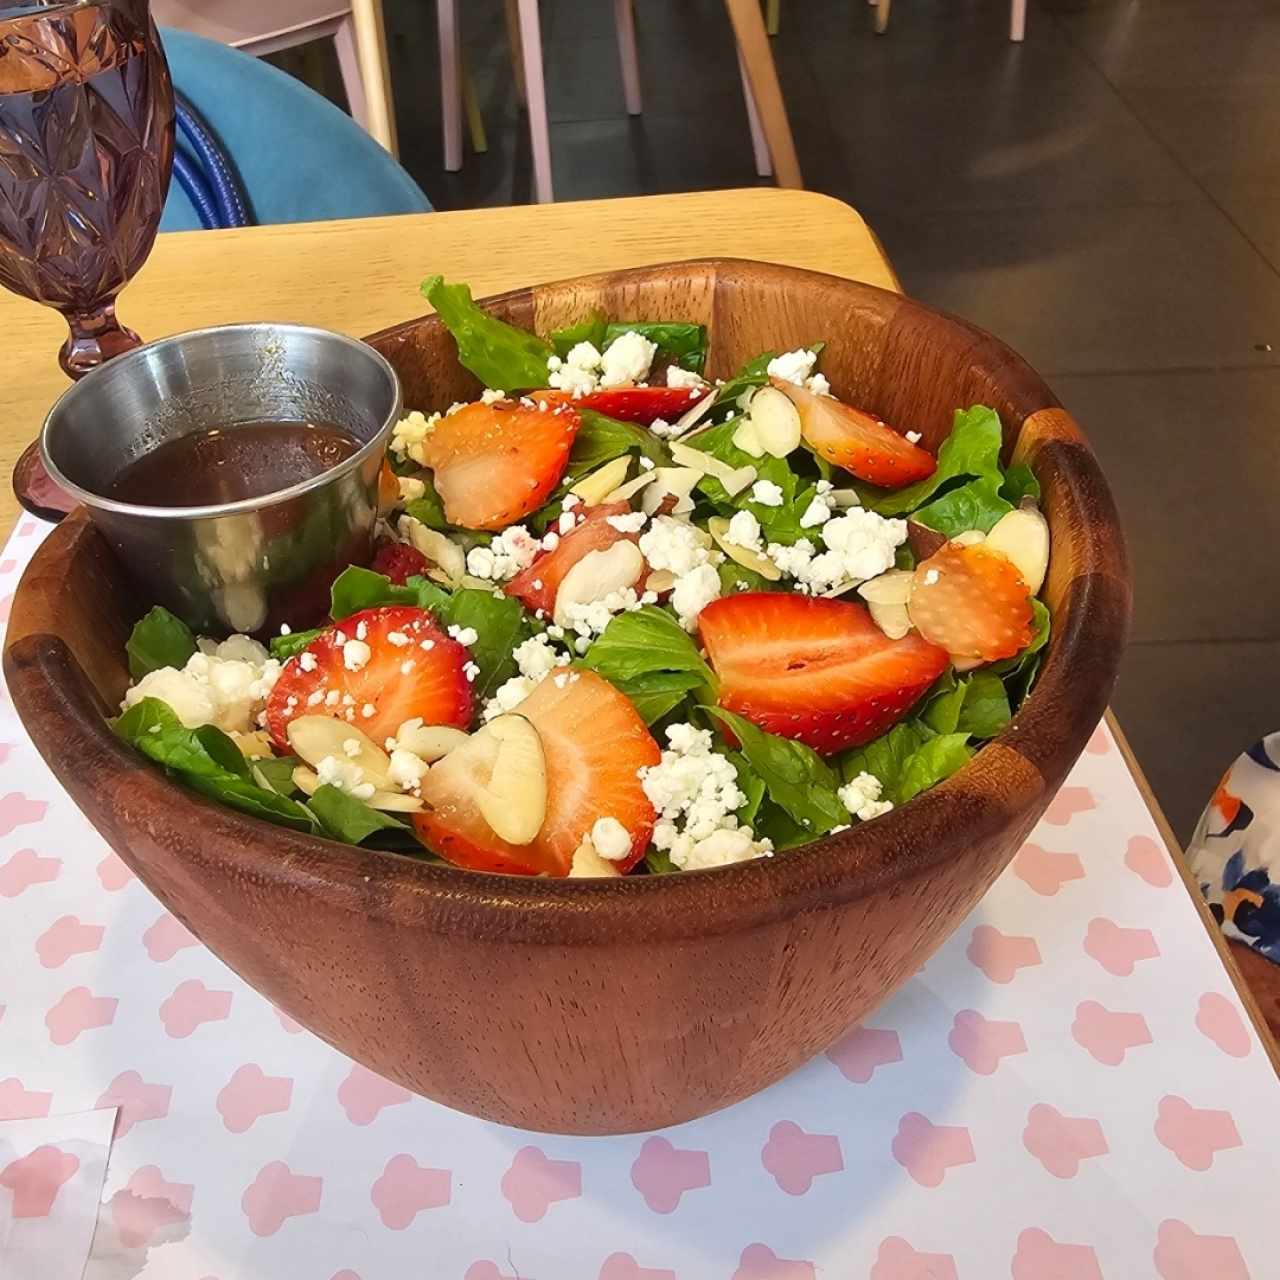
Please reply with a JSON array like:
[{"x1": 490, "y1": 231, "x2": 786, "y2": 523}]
[{"x1": 0, "y1": 523, "x2": 1278, "y2": 1279}]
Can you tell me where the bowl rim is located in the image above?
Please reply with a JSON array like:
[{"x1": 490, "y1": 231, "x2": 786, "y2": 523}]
[
  {"x1": 7, "y1": 258, "x2": 1130, "y2": 944},
  {"x1": 39, "y1": 322, "x2": 403, "y2": 522}
]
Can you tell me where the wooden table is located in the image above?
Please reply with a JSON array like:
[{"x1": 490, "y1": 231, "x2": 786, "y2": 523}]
[{"x1": 1, "y1": 185, "x2": 1272, "y2": 1064}]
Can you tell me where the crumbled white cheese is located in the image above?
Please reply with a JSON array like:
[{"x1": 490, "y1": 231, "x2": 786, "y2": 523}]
[
  {"x1": 386, "y1": 631, "x2": 410, "y2": 647},
  {"x1": 839, "y1": 771, "x2": 895, "y2": 822},
  {"x1": 590, "y1": 816, "x2": 632, "y2": 861},
  {"x1": 638, "y1": 515, "x2": 715, "y2": 576},
  {"x1": 599, "y1": 330, "x2": 658, "y2": 388},
  {"x1": 923, "y1": 568, "x2": 940, "y2": 586},
  {"x1": 465, "y1": 525, "x2": 540, "y2": 581},
  {"x1": 647, "y1": 417, "x2": 682, "y2": 439},
  {"x1": 807, "y1": 372, "x2": 832, "y2": 397},
  {"x1": 766, "y1": 538, "x2": 817, "y2": 580},
  {"x1": 388, "y1": 747, "x2": 429, "y2": 791},
  {"x1": 548, "y1": 341, "x2": 602, "y2": 397},
  {"x1": 639, "y1": 724, "x2": 772, "y2": 869},
  {"x1": 299, "y1": 651, "x2": 318, "y2": 673},
  {"x1": 606, "y1": 511, "x2": 648, "y2": 534},
  {"x1": 480, "y1": 387, "x2": 505, "y2": 405},
  {"x1": 513, "y1": 634, "x2": 570, "y2": 680},
  {"x1": 448, "y1": 625, "x2": 479, "y2": 647},
  {"x1": 397, "y1": 475, "x2": 427, "y2": 503},
  {"x1": 766, "y1": 348, "x2": 818, "y2": 387},
  {"x1": 541, "y1": 530, "x2": 561, "y2": 552},
  {"x1": 463, "y1": 661, "x2": 481, "y2": 682},
  {"x1": 768, "y1": 510, "x2": 906, "y2": 593},
  {"x1": 670, "y1": 563, "x2": 721, "y2": 630},
  {"x1": 482, "y1": 675, "x2": 536, "y2": 721},
  {"x1": 800, "y1": 496, "x2": 833, "y2": 529},
  {"x1": 725, "y1": 510, "x2": 764, "y2": 554},
  {"x1": 750, "y1": 479, "x2": 784, "y2": 507},
  {"x1": 317, "y1": 754, "x2": 375, "y2": 801},
  {"x1": 123, "y1": 641, "x2": 281, "y2": 735},
  {"x1": 905, "y1": 430, "x2": 922, "y2": 444},
  {"x1": 639, "y1": 456, "x2": 656, "y2": 471},
  {"x1": 342, "y1": 638, "x2": 372, "y2": 672},
  {"x1": 342, "y1": 738, "x2": 362, "y2": 759},
  {"x1": 389, "y1": 411, "x2": 439, "y2": 467},
  {"x1": 563, "y1": 588, "x2": 642, "y2": 645},
  {"x1": 666, "y1": 365, "x2": 706, "y2": 390}
]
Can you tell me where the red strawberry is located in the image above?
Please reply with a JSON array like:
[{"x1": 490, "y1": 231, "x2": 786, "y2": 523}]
[
  {"x1": 699, "y1": 593, "x2": 949, "y2": 755},
  {"x1": 909, "y1": 543, "x2": 1034, "y2": 663},
  {"x1": 413, "y1": 669, "x2": 659, "y2": 876},
  {"x1": 420, "y1": 399, "x2": 579, "y2": 531},
  {"x1": 264, "y1": 606, "x2": 472, "y2": 750},
  {"x1": 772, "y1": 378, "x2": 936, "y2": 489},
  {"x1": 504, "y1": 501, "x2": 641, "y2": 616},
  {"x1": 370, "y1": 540, "x2": 430, "y2": 585},
  {"x1": 535, "y1": 385, "x2": 707, "y2": 425}
]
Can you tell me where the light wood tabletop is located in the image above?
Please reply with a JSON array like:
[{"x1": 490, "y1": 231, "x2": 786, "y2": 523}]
[{"x1": 1, "y1": 188, "x2": 895, "y2": 535}]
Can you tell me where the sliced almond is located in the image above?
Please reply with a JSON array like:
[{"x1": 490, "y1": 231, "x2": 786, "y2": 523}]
[
  {"x1": 707, "y1": 515, "x2": 782, "y2": 581},
  {"x1": 645, "y1": 568, "x2": 676, "y2": 593},
  {"x1": 604, "y1": 470, "x2": 660, "y2": 504},
  {"x1": 669, "y1": 388, "x2": 716, "y2": 437},
  {"x1": 553, "y1": 539, "x2": 645, "y2": 627},
  {"x1": 286, "y1": 716, "x2": 392, "y2": 790},
  {"x1": 293, "y1": 765, "x2": 423, "y2": 813},
  {"x1": 828, "y1": 489, "x2": 862, "y2": 509},
  {"x1": 953, "y1": 655, "x2": 986, "y2": 673},
  {"x1": 731, "y1": 415, "x2": 766, "y2": 458},
  {"x1": 744, "y1": 385, "x2": 802, "y2": 458},
  {"x1": 397, "y1": 514, "x2": 465, "y2": 584},
  {"x1": 394, "y1": 721, "x2": 469, "y2": 762},
  {"x1": 868, "y1": 599, "x2": 912, "y2": 640},
  {"x1": 669, "y1": 442, "x2": 756, "y2": 497},
  {"x1": 292, "y1": 765, "x2": 320, "y2": 796},
  {"x1": 570, "y1": 455, "x2": 631, "y2": 506},
  {"x1": 232, "y1": 729, "x2": 274, "y2": 759},
  {"x1": 641, "y1": 467, "x2": 702, "y2": 516},
  {"x1": 949, "y1": 529, "x2": 987, "y2": 548},
  {"x1": 984, "y1": 505, "x2": 1049, "y2": 593},
  {"x1": 567, "y1": 837, "x2": 624, "y2": 878},
  {"x1": 474, "y1": 714, "x2": 547, "y2": 844},
  {"x1": 857, "y1": 568, "x2": 914, "y2": 606}
]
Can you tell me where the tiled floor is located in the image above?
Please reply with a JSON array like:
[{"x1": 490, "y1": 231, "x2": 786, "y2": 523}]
[{"x1": 297, "y1": 0, "x2": 1280, "y2": 840}]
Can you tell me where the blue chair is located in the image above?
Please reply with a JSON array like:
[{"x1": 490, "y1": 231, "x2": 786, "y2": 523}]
[{"x1": 158, "y1": 28, "x2": 430, "y2": 232}]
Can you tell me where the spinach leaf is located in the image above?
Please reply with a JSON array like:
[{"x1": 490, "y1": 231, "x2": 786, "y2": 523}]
[
  {"x1": 645, "y1": 849, "x2": 679, "y2": 875},
  {"x1": 126, "y1": 606, "x2": 197, "y2": 680},
  {"x1": 729, "y1": 750, "x2": 766, "y2": 825},
  {"x1": 307, "y1": 785, "x2": 409, "y2": 844},
  {"x1": 704, "y1": 707, "x2": 847, "y2": 835},
  {"x1": 551, "y1": 309, "x2": 607, "y2": 358},
  {"x1": 405, "y1": 575, "x2": 453, "y2": 616},
  {"x1": 421, "y1": 275, "x2": 554, "y2": 392},
  {"x1": 604, "y1": 321, "x2": 708, "y2": 373},
  {"x1": 712, "y1": 343, "x2": 824, "y2": 409},
  {"x1": 269, "y1": 628, "x2": 323, "y2": 660},
  {"x1": 609, "y1": 670, "x2": 704, "y2": 725},
  {"x1": 993, "y1": 598, "x2": 1051, "y2": 704},
  {"x1": 956, "y1": 671, "x2": 1012, "y2": 739},
  {"x1": 443, "y1": 588, "x2": 526, "y2": 700},
  {"x1": 582, "y1": 606, "x2": 714, "y2": 685},
  {"x1": 187, "y1": 774, "x2": 319, "y2": 832},
  {"x1": 1000, "y1": 462, "x2": 1040, "y2": 505},
  {"x1": 898, "y1": 733, "x2": 973, "y2": 804},
  {"x1": 250, "y1": 755, "x2": 301, "y2": 796},
  {"x1": 863, "y1": 405, "x2": 1005, "y2": 518},
  {"x1": 684, "y1": 418, "x2": 802, "y2": 538},
  {"x1": 330, "y1": 566, "x2": 419, "y2": 618},
  {"x1": 717, "y1": 561, "x2": 781, "y2": 595},
  {"x1": 921, "y1": 670, "x2": 965, "y2": 735},
  {"x1": 571, "y1": 408, "x2": 669, "y2": 472},
  {"x1": 404, "y1": 479, "x2": 449, "y2": 530},
  {"x1": 750, "y1": 799, "x2": 813, "y2": 851},
  {"x1": 913, "y1": 472, "x2": 1011, "y2": 537}
]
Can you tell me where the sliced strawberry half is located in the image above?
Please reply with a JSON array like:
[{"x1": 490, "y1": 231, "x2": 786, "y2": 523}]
[
  {"x1": 699, "y1": 592, "x2": 949, "y2": 755},
  {"x1": 772, "y1": 378, "x2": 936, "y2": 489},
  {"x1": 370, "y1": 540, "x2": 430, "y2": 585},
  {"x1": 504, "y1": 500, "x2": 641, "y2": 616},
  {"x1": 909, "y1": 543, "x2": 1034, "y2": 663},
  {"x1": 420, "y1": 399, "x2": 579, "y2": 531},
  {"x1": 264, "y1": 606, "x2": 472, "y2": 750},
  {"x1": 413, "y1": 668, "x2": 660, "y2": 876},
  {"x1": 534, "y1": 385, "x2": 706, "y2": 425}
]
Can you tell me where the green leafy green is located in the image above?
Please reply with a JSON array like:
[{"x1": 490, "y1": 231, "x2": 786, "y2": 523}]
[
  {"x1": 551, "y1": 310, "x2": 607, "y2": 358},
  {"x1": 683, "y1": 418, "x2": 804, "y2": 540},
  {"x1": 712, "y1": 343, "x2": 823, "y2": 409},
  {"x1": 607, "y1": 669, "x2": 706, "y2": 725},
  {"x1": 114, "y1": 699, "x2": 317, "y2": 833},
  {"x1": 729, "y1": 750, "x2": 766, "y2": 825},
  {"x1": 307, "y1": 785, "x2": 409, "y2": 844},
  {"x1": 582, "y1": 606, "x2": 713, "y2": 685},
  {"x1": 717, "y1": 561, "x2": 781, "y2": 595},
  {"x1": 645, "y1": 849, "x2": 679, "y2": 875},
  {"x1": 898, "y1": 734, "x2": 973, "y2": 803},
  {"x1": 992, "y1": 598, "x2": 1051, "y2": 703},
  {"x1": 839, "y1": 720, "x2": 972, "y2": 807},
  {"x1": 913, "y1": 472, "x2": 1011, "y2": 537},
  {"x1": 750, "y1": 800, "x2": 813, "y2": 851},
  {"x1": 250, "y1": 754, "x2": 301, "y2": 796},
  {"x1": 269, "y1": 628, "x2": 323, "y2": 660},
  {"x1": 572, "y1": 409, "x2": 669, "y2": 472},
  {"x1": 422, "y1": 275, "x2": 553, "y2": 392},
  {"x1": 405, "y1": 575, "x2": 453, "y2": 616},
  {"x1": 604, "y1": 321, "x2": 707, "y2": 373},
  {"x1": 443, "y1": 588, "x2": 526, "y2": 700},
  {"x1": 126, "y1": 607, "x2": 197, "y2": 680},
  {"x1": 704, "y1": 707, "x2": 847, "y2": 835},
  {"x1": 956, "y1": 671, "x2": 1012, "y2": 739},
  {"x1": 404, "y1": 478, "x2": 449, "y2": 530},
  {"x1": 863, "y1": 405, "x2": 1005, "y2": 520},
  {"x1": 1000, "y1": 462, "x2": 1040, "y2": 506},
  {"x1": 330, "y1": 566, "x2": 420, "y2": 618}
]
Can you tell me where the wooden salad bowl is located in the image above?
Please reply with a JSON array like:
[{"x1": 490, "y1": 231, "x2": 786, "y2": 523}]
[{"x1": 3, "y1": 260, "x2": 1129, "y2": 1134}]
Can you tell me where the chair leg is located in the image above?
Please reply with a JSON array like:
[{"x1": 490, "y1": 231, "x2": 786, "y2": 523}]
[
  {"x1": 1010, "y1": 0, "x2": 1027, "y2": 41},
  {"x1": 516, "y1": 0, "x2": 554, "y2": 202},
  {"x1": 874, "y1": 0, "x2": 892, "y2": 35},
  {"x1": 722, "y1": 0, "x2": 801, "y2": 188},
  {"x1": 737, "y1": 47, "x2": 772, "y2": 177},
  {"x1": 350, "y1": 0, "x2": 399, "y2": 155},
  {"x1": 334, "y1": 17, "x2": 368, "y2": 130},
  {"x1": 504, "y1": 0, "x2": 528, "y2": 109},
  {"x1": 462, "y1": 53, "x2": 488, "y2": 154},
  {"x1": 766, "y1": 0, "x2": 781, "y2": 36},
  {"x1": 437, "y1": 0, "x2": 463, "y2": 170},
  {"x1": 613, "y1": 0, "x2": 642, "y2": 116}
]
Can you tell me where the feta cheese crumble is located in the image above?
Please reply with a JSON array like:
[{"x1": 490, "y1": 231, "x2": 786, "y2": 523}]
[
  {"x1": 839, "y1": 771, "x2": 895, "y2": 822},
  {"x1": 342, "y1": 638, "x2": 371, "y2": 672},
  {"x1": 638, "y1": 515, "x2": 715, "y2": 576},
  {"x1": 768, "y1": 509, "x2": 906, "y2": 593},
  {"x1": 448, "y1": 625, "x2": 479, "y2": 647},
  {"x1": 799, "y1": 496, "x2": 833, "y2": 529},
  {"x1": 750, "y1": 479, "x2": 784, "y2": 507},
  {"x1": 397, "y1": 475, "x2": 427, "y2": 503},
  {"x1": 389, "y1": 410, "x2": 438, "y2": 467},
  {"x1": 599, "y1": 330, "x2": 658, "y2": 388},
  {"x1": 316, "y1": 755, "x2": 375, "y2": 801},
  {"x1": 670, "y1": 563, "x2": 721, "y2": 631},
  {"x1": 590, "y1": 816, "x2": 632, "y2": 861},
  {"x1": 465, "y1": 525, "x2": 540, "y2": 581},
  {"x1": 480, "y1": 387, "x2": 505, "y2": 405},
  {"x1": 665, "y1": 365, "x2": 706, "y2": 390},
  {"x1": 388, "y1": 747, "x2": 429, "y2": 791},
  {"x1": 548, "y1": 341, "x2": 602, "y2": 397},
  {"x1": 765, "y1": 347, "x2": 832, "y2": 397},
  {"x1": 725, "y1": 510, "x2": 764, "y2": 554}
]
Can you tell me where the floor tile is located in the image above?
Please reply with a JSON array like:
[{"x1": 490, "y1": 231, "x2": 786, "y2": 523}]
[
  {"x1": 1051, "y1": 369, "x2": 1280, "y2": 645},
  {"x1": 1207, "y1": 178, "x2": 1280, "y2": 274},
  {"x1": 873, "y1": 201, "x2": 1280, "y2": 375},
  {"x1": 1112, "y1": 641, "x2": 1280, "y2": 843}
]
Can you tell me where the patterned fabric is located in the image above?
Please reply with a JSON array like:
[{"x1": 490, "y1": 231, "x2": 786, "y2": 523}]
[{"x1": 1189, "y1": 731, "x2": 1280, "y2": 963}]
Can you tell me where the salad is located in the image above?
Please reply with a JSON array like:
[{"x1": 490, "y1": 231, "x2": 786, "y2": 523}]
[{"x1": 115, "y1": 277, "x2": 1051, "y2": 877}]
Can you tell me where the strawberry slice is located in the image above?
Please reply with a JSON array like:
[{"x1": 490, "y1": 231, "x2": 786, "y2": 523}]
[
  {"x1": 370, "y1": 540, "x2": 430, "y2": 584},
  {"x1": 264, "y1": 606, "x2": 472, "y2": 750},
  {"x1": 909, "y1": 543, "x2": 1034, "y2": 663},
  {"x1": 504, "y1": 500, "x2": 641, "y2": 616},
  {"x1": 413, "y1": 669, "x2": 660, "y2": 876},
  {"x1": 534, "y1": 385, "x2": 706, "y2": 425},
  {"x1": 699, "y1": 592, "x2": 949, "y2": 755},
  {"x1": 772, "y1": 378, "x2": 936, "y2": 489},
  {"x1": 420, "y1": 399, "x2": 580, "y2": 531}
]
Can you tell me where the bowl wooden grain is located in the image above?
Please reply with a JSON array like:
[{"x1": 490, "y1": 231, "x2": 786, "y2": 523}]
[{"x1": 3, "y1": 260, "x2": 1129, "y2": 1135}]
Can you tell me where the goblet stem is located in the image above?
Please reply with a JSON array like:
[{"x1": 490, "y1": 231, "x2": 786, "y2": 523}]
[{"x1": 59, "y1": 298, "x2": 141, "y2": 380}]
